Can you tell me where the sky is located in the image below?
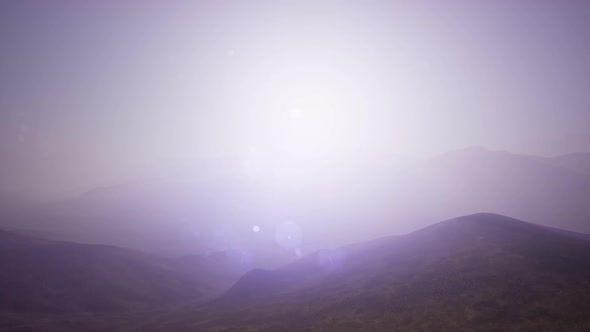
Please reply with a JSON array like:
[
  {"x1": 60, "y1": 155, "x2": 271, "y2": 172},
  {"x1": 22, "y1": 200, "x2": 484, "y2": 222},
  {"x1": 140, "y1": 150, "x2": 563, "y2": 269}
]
[{"x1": 1, "y1": 0, "x2": 589, "y2": 196}]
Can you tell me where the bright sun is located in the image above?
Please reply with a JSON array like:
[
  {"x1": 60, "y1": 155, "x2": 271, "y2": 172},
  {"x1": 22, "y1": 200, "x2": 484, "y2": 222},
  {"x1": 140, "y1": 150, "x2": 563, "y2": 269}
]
[
  {"x1": 270, "y1": 70, "x2": 367, "y2": 159},
  {"x1": 229, "y1": 26, "x2": 383, "y2": 169}
]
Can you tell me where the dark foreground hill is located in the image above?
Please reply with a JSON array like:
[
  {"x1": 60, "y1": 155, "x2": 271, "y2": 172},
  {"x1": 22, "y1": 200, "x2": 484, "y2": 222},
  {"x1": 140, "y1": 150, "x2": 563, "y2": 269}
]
[
  {"x1": 139, "y1": 213, "x2": 590, "y2": 332},
  {"x1": 0, "y1": 230, "x2": 241, "y2": 316},
  {"x1": 2, "y1": 213, "x2": 589, "y2": 331}
]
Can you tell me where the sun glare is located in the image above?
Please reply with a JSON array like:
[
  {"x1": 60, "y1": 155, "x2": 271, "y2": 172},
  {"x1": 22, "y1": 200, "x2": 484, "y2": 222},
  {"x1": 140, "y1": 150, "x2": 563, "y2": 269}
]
[{"x1": 229, "y1": 24, "x2": 379, "y2": 164}]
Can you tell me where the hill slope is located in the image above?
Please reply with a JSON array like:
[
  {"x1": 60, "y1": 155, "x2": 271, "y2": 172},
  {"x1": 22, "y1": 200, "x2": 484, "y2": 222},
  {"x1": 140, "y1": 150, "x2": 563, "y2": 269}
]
[
  {"x1": 0, "y1": 230, "x2": 240, "y2": 315},
  {"x1": 144, "y1": 213, "x2": 590, "y2": 331},
  {"x1": 3, "y1": 148, "x2": 589, "y2": 264}
]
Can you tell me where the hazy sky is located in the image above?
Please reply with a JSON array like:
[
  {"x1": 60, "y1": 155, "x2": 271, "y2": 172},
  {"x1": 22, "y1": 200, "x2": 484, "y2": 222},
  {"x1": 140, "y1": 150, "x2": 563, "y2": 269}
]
[{"x1": 1, "y1": 0, "x2": 589, "y2": 195}]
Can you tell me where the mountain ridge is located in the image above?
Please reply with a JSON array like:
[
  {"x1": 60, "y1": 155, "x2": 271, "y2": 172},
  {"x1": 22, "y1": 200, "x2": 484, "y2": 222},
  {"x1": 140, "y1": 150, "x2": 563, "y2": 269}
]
[
  {"x1": 146, "y1": 213, "x2": 590, "y2": 331},
  {"x1": 0, "y1": 229, "x2": 242, "y2": 315}
]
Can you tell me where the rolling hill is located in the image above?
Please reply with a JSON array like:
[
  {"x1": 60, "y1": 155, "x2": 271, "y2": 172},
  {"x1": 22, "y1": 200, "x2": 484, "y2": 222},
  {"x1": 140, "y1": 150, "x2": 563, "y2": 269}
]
[
  {"x1": 0, "y1": 230, "x2": 241, "y2": 315},
  {"x1": 139, "y1": 213, "x2": 590, "y2": 331},
  {"x1": 1, "y1": 148, "x2": 589, "y2": 270}
]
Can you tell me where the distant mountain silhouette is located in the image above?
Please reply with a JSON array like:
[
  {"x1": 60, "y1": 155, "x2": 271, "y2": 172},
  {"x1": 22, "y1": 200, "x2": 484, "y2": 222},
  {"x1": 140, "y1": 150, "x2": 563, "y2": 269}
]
[
  {"x1": 143, "y1": 213, "x2": 590, "y2": 331},
  {"x1": 397, "y1": 147, "x2": 590, "y2": 233},
  {"x1": 2, "y1": 148, "x2": 589, "y2": 268},
  {"x1": 2, "y1": 213, "x2": 589, "y2": 331},
  {"x1": 0, "y1": 230, "x2": 241, "y2": 315}
]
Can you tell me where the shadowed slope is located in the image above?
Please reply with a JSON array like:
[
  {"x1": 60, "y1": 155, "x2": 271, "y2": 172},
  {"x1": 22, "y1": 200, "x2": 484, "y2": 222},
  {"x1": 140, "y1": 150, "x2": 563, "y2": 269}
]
[
  {"x1": 0, "y1": 230, "x2": 241, "y2": 315},
  {"x1": 146, "y1": 213, "x2": 590, "y2": 331}
]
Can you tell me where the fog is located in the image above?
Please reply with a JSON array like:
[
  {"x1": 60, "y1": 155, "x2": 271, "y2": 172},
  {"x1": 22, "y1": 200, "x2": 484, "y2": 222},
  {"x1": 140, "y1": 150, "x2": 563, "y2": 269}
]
[
  {"x1": 0, "y1": 1, "x2": 589, "y2": 270},
  {"x1": 1, "y1": 0, "x2": 589, "y2": 196},
  {"x1": 2, "y1": 2, "x2": 590, "y2": 330}
]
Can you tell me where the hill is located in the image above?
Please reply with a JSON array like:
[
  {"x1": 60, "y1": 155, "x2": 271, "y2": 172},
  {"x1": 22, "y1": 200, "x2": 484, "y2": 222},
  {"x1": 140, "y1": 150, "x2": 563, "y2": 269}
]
[
  {"x1": 0, "y1": 230, "x2": 241, "y2": 316},
  {"x1": 2, "y1": 148, "x2": 589, "y2": 268},
  {"x1": 141, "y1": 213, "x2": 590, "y2": 331}
]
